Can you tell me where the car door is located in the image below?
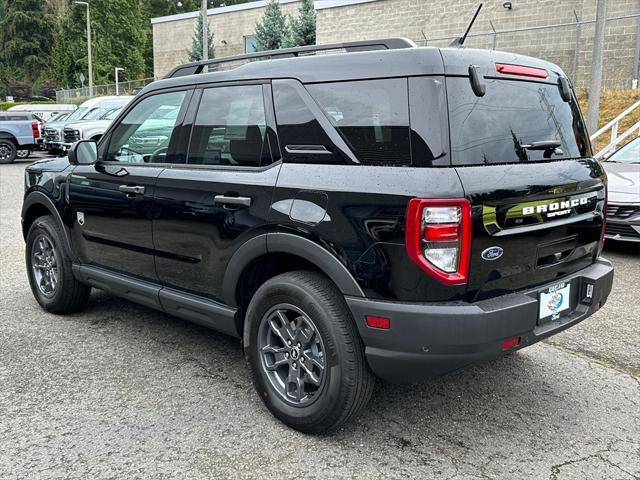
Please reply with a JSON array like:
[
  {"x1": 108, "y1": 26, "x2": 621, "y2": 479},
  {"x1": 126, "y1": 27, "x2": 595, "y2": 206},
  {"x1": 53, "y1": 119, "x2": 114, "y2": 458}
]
[
  {"x1": 152, "y1": 82, "x2": 280, "y2": 304},
  {"x1": 68, "y1": 88, "x2": 192, "y2": 281}
]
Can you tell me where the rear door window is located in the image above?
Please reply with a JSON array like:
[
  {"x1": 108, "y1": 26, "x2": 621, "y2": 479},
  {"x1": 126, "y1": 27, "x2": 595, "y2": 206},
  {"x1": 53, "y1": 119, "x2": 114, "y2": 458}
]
[
  {"x1": 306, "y1": 79, "x2": 411, "y2": 165},
  {"x1": 447, "y1": 78, "x2": 591, "y2": 165},
  {"x1": 187, "y1": 85, "x2": 270, "y2": 167}
]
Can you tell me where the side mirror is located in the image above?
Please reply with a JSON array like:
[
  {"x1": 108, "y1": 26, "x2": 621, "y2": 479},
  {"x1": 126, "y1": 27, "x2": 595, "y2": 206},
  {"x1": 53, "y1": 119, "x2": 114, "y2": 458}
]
[{"x1": 68, "y1": 140, "x2": 98, "y2": 166}]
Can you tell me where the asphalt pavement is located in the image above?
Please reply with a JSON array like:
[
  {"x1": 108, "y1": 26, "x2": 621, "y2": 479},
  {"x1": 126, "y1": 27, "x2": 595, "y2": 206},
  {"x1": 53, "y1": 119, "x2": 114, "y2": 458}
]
[{"x1": 1, "y1": 153, "x2": 638, "y2": 480}]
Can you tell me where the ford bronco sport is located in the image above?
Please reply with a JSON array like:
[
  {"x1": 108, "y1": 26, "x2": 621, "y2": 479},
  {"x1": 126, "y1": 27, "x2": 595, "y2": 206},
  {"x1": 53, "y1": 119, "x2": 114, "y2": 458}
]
[{"x1": 22, "y1": 38, "x2": 614, "y2": 433}]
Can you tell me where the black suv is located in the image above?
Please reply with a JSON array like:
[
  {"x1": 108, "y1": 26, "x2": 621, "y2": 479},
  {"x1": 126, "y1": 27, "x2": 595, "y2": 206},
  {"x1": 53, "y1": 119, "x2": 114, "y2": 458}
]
[{"x1": 22, "y1": 39, "x2": 614, "y2": 433}]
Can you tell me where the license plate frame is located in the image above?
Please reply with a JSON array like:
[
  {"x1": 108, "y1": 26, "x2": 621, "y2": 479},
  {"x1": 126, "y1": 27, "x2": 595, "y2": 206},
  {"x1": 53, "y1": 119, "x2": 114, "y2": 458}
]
[{"x1": 539, "y1": 282, "x2": 571, "y2": 322}]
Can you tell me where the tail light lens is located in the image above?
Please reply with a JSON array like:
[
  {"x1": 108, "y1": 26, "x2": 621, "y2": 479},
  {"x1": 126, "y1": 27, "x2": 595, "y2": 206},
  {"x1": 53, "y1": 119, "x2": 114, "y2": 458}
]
[
  {"x1": 31, "y1": 122, "x2": 40, "y2": 138},
  {"x1": 405, "y1": 198, "x2": 472, "y2": 285}
]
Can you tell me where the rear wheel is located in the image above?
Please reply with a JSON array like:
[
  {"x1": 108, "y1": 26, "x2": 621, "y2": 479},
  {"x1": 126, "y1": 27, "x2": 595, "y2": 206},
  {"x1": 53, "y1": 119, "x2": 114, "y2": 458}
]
[
  {"x1": 26, "y1": 215, "x2": 91, "y2": 314},
  {"x1": 0, "y1": 139, "x2": 17, "y2": 164},
  {"x1": 16, "y1": 148, "x2": 31, "y2": 159},
  {"x1": 245, "y1": 271, "x2": 374, "y2": 434}
]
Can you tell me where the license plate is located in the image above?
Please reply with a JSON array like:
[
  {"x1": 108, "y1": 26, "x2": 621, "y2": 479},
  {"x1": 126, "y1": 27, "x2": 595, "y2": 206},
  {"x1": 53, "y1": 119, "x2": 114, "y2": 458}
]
[{"x1": 539, "y1": 282, "x2": 571, "y2": 321}]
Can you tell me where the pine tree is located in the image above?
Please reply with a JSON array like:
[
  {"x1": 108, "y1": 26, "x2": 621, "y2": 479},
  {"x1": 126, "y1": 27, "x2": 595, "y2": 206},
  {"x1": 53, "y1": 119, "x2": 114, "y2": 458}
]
[
  {"x1": 254, "y1": 0, "x2": 289, "y2": 51},
  {"x1": 286, "y1": 0, "x2": 315, "y2": 48},
  {"x1": 53, "y1": 0, "x2": 147, "y2": 88},
  {"x1": 0, "y1": 0, "x2": 56, "y2": 96},
  {"x1": 188, "y1": 10, "x2": 215, "y2": 62}
]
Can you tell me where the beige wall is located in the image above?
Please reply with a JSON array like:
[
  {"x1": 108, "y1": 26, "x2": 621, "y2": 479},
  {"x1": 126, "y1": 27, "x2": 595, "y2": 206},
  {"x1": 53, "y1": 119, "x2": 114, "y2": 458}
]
[
  {"x1": 153, "y1": 0, "x2": 640, "y2": 89},
  {"x1": 152, "y1": 0, "x2": 301, "y2": 79},
  {"x1": 316, "y1": 0, "x2": 640, "y2": 89}
]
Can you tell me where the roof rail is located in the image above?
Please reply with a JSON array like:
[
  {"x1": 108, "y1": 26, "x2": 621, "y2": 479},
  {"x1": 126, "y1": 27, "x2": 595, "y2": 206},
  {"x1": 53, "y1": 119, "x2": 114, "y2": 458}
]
[{"x1": 164, "y1": 38, "x2": 417, "y2": 79}]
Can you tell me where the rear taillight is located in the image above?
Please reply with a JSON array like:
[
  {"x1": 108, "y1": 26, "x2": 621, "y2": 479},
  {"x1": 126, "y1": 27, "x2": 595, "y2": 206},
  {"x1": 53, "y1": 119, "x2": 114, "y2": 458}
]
[
  {"x1": 31, "y1": 122, "x2": 40, "y2": 138},
  {"x1": 495, "y1": 63, "x2": 548, "y2": 79},
  {"x1": 405, "y1": 198, "x2": 472, "y2": 285}
]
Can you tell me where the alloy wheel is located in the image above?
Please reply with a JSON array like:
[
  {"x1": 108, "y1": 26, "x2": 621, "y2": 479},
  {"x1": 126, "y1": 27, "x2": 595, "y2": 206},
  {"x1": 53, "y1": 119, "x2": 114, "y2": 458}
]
[
  {"x1": 257, "y1": 304, "x2": 326, "y2": 406},
  {"x1": 0, "y1": 142, "x2": 14, "y2": 161},
  {"x1": 31, "y1": 234, "x2": 59, "y2": 298}
]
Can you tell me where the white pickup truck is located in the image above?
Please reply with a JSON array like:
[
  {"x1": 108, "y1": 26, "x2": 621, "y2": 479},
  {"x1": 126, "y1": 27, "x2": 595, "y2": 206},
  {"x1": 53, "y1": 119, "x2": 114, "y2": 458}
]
[{"x1": 0, "y1": 112, "x2": 40, "y2": 164}]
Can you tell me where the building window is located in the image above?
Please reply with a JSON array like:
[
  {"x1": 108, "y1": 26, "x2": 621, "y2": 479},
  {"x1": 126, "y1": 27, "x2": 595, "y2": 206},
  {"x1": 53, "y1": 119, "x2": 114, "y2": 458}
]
[{"x1": 244, "y1": 35, "x2": 257, "y2": 53}]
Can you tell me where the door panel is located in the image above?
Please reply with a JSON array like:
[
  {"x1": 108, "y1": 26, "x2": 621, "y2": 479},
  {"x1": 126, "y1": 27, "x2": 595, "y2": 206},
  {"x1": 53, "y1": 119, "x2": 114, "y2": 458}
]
[
  {"x1": 68, "y1": 164, "x2": 163, "y2": 280},
  {"x1": 152, "y1": 83, "x2": 279, "y2": 303},
  {"x1": 153, "y1": 164, "x2": 281, "y2": 301},
  {"x1": 68, "y1": 88, "x2": 192, "y2": 281}
]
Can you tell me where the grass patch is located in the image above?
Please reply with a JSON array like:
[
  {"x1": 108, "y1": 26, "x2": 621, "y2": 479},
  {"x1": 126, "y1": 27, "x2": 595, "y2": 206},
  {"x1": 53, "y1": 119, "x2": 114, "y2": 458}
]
[{"x1": 577, "y1": 89, "x2": 640, "y2": 152}]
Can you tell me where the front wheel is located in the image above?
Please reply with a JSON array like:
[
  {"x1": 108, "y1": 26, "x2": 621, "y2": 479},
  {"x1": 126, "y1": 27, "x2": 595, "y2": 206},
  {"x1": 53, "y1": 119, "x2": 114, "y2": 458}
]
[
  {"x1": 245, "y1": 271, "x2": 375, "y2": 434},
  {"x1": 16, "y1": 148, "x2": 31, "y2": 159},
  {"x1": 26, "y1": 215, "x2": 91, "y2": 314}
]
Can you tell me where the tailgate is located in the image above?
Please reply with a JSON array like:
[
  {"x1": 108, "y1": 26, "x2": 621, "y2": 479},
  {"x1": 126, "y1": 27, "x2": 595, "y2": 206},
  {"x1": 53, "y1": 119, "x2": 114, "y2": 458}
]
[
  {"x1": 457, "y1": 160, "x2": 606, "y2": 300},
  {"x1": 445, "y1": 68, "x2": 605, "y2": 300}
]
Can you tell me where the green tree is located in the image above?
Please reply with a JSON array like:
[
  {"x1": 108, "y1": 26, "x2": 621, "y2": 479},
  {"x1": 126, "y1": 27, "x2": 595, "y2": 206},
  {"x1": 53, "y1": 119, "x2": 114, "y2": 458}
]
[
  {"x1": 254, "y1": 0, "x2": 289, "y2": 51},
  {"x1": 188, "y1": 11, "x2": 215, "y2": 62},
  {"x1": 54, "y1": 0, "x2": 147, "y2": 88},
  {"x1": 0, "y1": 0, "x2": 57, "y2": 96},
  {"x1": 285, "y1": 0, "x2": 315, "y2": 48}
]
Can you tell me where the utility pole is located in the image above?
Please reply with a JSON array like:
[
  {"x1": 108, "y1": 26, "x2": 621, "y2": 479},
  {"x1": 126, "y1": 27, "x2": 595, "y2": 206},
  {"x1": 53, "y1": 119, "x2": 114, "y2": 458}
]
[
  {"x1": 633, "y1": 17, "x2": 640, "y2": 89},
  {"x1": 74, "y1": 1, "x2": 93, "y2": 97},
  {"x1": 587, "y1": 0, "x2": 607, "y2": 133},
  {"x1": 115, "y1": 67, "x2": 124, "y2": 95},
  {"x1": 201, "y1": 0, "x2": 208, "y2": 72}
]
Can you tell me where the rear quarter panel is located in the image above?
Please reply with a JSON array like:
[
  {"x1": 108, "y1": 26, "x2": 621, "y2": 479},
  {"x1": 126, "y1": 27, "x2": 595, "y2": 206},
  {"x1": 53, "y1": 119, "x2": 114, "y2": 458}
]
[{"x1": 271, "y1": 164, "x2": 466, "y2": 301}]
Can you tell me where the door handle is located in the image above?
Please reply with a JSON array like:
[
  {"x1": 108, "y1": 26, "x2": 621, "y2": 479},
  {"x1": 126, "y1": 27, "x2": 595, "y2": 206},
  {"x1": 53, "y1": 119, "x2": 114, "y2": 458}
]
[
  {"x1": 213, "y1": 195, "x2": 252, "y2": 208},
  {"x1": 119, "y1": 185, "x2": 145, "y2": 195}
]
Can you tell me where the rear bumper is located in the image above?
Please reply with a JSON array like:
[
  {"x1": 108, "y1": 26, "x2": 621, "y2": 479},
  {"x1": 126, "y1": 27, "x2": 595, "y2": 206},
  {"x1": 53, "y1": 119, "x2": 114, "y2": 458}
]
[{"x1": 346, "y1": 258, "x2": 614, "y2": 382}]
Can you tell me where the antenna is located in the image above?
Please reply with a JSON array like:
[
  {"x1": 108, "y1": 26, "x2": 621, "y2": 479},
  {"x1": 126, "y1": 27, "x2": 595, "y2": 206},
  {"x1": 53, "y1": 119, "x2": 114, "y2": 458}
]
[{"x1": 449, "y1": 3, "x2": 483, "y2": 48}]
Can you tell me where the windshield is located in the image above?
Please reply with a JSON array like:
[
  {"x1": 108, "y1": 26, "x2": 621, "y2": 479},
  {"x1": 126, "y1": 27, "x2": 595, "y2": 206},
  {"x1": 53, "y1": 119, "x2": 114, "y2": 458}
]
[
  {"x1": 448, "y1": 78, "x2": 591, "y2": 165},
  {"x1": 102, "y1": 107, "x2": 123, "y2": 120},
  {"x1": 83, "y1": 107, "x2": 109, "y2": 120},
  {"x1": 607, "y1": 138, "x2": 639, "y2": 163},
  {"x1": 64, "y1": 107, "x2": 88, "y2": 122}
]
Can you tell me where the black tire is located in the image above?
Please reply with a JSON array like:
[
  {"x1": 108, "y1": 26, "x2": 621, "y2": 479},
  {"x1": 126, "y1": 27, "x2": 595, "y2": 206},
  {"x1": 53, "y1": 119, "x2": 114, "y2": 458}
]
[
  {"x1": 245, "y1": 271, "x2": 375, "y2": 434},
  {"x1": 25, "y1": 215, "x2": 91, "y2": 314},
  {"x1": 0, "y1": 139, "x2": 17, "y2": 164}
]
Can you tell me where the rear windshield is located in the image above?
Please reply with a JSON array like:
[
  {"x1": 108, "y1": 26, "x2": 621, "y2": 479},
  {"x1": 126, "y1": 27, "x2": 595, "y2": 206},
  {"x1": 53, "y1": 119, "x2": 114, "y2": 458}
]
[{"x1": 447, "y1": 78, "x2": 591, "y2": 165}]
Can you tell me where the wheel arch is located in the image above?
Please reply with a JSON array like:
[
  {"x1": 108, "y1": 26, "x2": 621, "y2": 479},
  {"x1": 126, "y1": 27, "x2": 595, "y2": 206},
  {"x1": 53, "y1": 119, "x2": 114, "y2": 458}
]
[
  {"x1": 0, "y1": 131, "x2": 18, "y2": 142},
  {"x1": 223, "y1": 232, "x2": 365, "y2": 334},
  {"x1": 22, "y1": 192, "x2": 75, "y2": 260}
]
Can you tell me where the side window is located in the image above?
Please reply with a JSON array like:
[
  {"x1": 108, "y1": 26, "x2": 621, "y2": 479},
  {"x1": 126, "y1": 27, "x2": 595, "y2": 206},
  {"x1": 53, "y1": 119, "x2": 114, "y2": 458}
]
[
  {"x1": 187, "y1": 85, "x2": 270, "y2": 167},
  {"x1": 105, "y1": 90, "x2": 187, "y2": 163},
  {"x1": 306, "y1": 79, "x2": 411, "y2": 165}
]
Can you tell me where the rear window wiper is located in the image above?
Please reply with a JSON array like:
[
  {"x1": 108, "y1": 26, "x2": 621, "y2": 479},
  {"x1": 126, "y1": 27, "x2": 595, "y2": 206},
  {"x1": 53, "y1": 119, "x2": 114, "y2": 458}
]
[{"x1": 520, "y1": 140, "x2": 562, "y2": 151}]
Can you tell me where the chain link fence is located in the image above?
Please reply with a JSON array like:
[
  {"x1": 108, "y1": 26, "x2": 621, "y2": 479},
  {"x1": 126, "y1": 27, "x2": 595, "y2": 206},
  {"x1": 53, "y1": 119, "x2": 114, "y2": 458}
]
[
  {"x1": 417, "y1": 13, "x2": 640, "y2": 90},
  {"x1": 55, "y1": 77, "x2": 155, "y2": 103}
]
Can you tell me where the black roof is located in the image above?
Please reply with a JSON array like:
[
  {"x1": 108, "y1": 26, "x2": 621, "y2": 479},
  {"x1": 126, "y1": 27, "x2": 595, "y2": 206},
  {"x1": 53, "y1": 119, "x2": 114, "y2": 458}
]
[{"x1": 144, "y1": 40, "x2": 565, "y2": 94}]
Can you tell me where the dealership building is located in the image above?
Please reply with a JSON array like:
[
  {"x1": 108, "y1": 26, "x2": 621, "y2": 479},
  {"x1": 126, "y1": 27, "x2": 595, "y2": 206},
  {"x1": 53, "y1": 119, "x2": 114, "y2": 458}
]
[{"x1": 152, "y1": 0, "x2": 640, "y2": 89}]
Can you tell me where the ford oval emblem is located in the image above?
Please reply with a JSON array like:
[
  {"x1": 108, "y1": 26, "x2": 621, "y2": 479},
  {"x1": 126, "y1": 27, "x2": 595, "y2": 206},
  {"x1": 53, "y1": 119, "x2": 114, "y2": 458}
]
[{"x1": 481, "y1": 246, "x2": 503, "y2": 261}]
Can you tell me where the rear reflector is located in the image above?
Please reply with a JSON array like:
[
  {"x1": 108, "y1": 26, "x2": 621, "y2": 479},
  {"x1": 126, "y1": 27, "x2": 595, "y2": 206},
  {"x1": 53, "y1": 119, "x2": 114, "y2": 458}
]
[
  {"x1": 501, "y1": 337, "x2": 521, "y2": 350},
  {"x1": 424, "y1": 223, "x2": 459, "y2": 242},
  {"x1": 31, "y1": 122, "x2": 40, "y2": 138},
  {"x1": 495, "y1": 63, "x2": 548, "y2": 79},
  {"x1": 365, "y1": 315, "x2": 390, "y2": 330}
]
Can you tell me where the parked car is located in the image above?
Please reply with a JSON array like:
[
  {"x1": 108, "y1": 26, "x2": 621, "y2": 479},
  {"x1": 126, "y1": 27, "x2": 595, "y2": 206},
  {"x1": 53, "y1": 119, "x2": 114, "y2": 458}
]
[
  {"x1": 22, "y1": 39, "x2": 613, "y2": 433},
  {"x1": 43, "y1": 96, "x2": 132, "y2": 154},
  {"x1": 0, "y1": 112, "x2": 40, "y2": 163},
  {"x1": 7, "y1": 104, "x2": 76, "y2": 122},
  {"x1": 601, "y1": 137, "x2": 640, "y2": 242},
  {"x1": 61, "y1": 105, "x2": 128, "y2": 150}
]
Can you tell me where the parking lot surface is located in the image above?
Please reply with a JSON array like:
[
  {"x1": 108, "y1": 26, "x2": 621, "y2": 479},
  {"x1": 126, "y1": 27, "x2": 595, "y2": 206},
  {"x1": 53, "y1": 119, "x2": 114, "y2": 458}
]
[{"x1": 1, "y1": 154, "x2": 639, "y2": 480}]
